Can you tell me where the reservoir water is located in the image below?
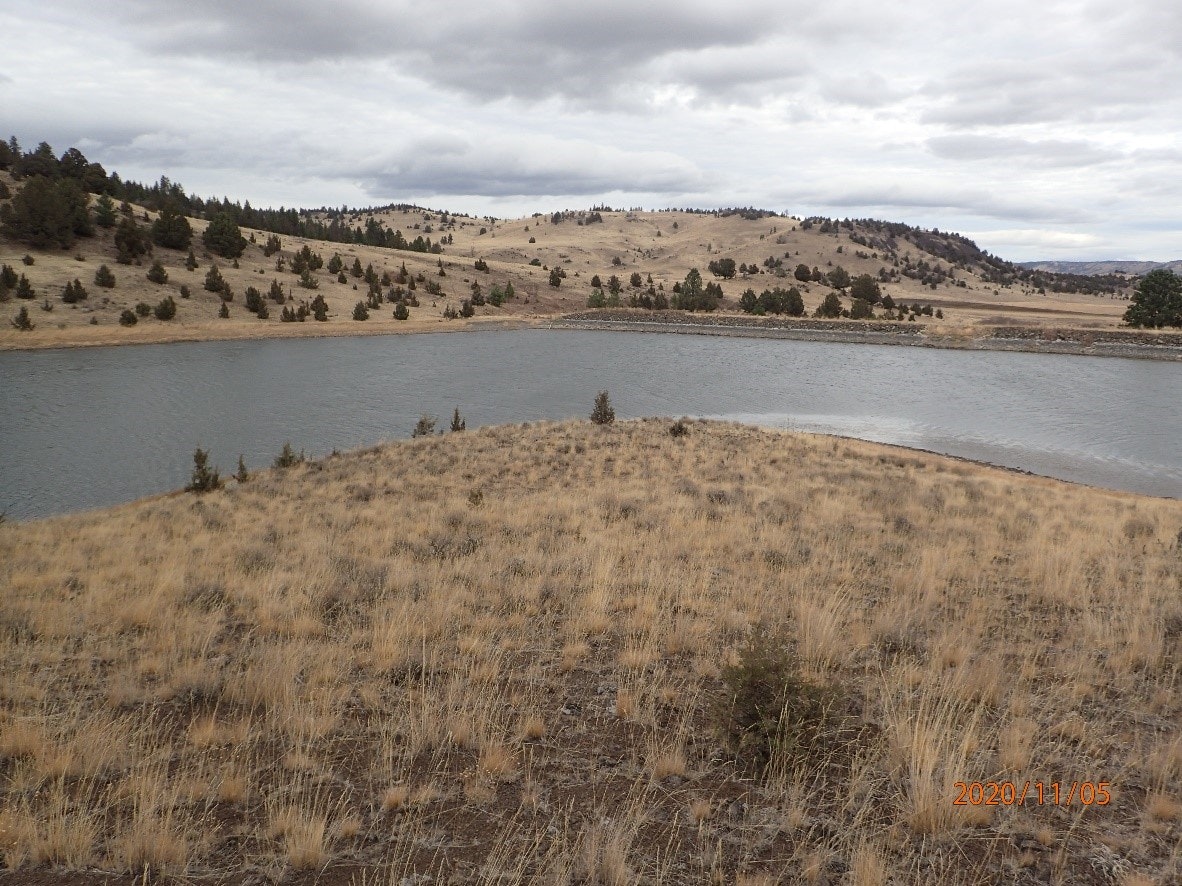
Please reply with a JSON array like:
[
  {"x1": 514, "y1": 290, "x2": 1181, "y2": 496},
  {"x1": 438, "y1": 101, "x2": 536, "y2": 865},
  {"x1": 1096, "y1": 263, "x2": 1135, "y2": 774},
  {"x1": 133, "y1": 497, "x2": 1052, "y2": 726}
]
[{"x1": 1, "y1": 330, "x2": 1179, "y2": 519}]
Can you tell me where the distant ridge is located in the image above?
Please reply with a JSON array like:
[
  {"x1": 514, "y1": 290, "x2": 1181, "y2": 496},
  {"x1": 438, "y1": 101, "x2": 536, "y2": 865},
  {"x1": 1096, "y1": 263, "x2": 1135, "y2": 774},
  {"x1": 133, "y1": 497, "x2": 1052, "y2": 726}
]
[{"x1": 1018, "y1": 259, "x2": 1182, "y2": 276}]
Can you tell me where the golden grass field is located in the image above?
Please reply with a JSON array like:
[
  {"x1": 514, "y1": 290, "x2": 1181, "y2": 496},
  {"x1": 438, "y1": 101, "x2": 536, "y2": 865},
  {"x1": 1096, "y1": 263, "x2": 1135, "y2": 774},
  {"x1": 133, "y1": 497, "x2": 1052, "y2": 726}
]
[
  {"x1": 1, "y1": 418, "x2": 1179, "y2": 884},
  {"x1": 0, "y1": 168, "x2": 1133, "y2": 351}
]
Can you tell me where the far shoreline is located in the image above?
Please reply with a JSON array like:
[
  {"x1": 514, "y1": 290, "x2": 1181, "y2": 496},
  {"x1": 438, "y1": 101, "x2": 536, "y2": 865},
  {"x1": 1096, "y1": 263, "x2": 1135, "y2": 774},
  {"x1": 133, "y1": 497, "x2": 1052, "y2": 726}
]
[{"x1": 2, "y1": 309, "x2": 1181, "y2": 361}]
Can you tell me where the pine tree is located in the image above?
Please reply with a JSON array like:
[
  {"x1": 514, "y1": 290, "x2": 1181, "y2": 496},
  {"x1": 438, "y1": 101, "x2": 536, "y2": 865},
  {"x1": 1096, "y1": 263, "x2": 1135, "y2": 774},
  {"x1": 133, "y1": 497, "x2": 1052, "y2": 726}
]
[
  {"x1": 218, "y1": 301, "x2": 230, "y2": 319},
  {"x1": 147, "y1": 260, "x2": 168, "y2": 284},
  {"x1": 186, "y1": 448, "x2": 220, "y2": 493},
  {"x1": 154, "y1": 295, "x2": 177, "y2": 320},
  {"x1": 353, "y1": 301, "x2": 369, "y2": 320},
  {"x1": 94, "y1": 194, "x2": 116, "y2": 229},
  {"x1": 590, "y1": 391, "x2": 615, "y2": 425},
  {"x1": 204, "y1": 264, "x2": 226, "y2": 293},
  {"x1": 11, "y1": 305, "x2": 33, "y2": 330},
  {"x1": 185, "y1": 248, "x2": 198, "y2": 271},
  {"x1": 234, "y1": 455, "x2": 249, "y2": 483},
  {"x1": 94, "y1": 264, "x2": 116, "y2": 288},
  {"x1": 450, "y1": 407, "x2": 466, "y2": 432},
  {"x1": 114, "y1": 216, "x2": 151, "y2": 264},
  {"x1": 201, "y1": 212, "x2": 247, "y2": 258},
  {"x1": 151, "y1": 204, "x2": 192, "y2": 250},
  {"x1": 393, "y1": 301, "x2": 409, "y2": 320},
  {"x1": 15, "y1": 274, "x2": 34, "y2": 299}
]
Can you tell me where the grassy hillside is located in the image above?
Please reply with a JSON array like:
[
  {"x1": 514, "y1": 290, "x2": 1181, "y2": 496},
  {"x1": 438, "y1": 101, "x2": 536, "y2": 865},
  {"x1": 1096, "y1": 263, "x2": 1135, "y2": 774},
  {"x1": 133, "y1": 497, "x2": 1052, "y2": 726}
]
[
  {"x1": 1, "y1": 419, "x2": 1179, "y2": 884},
  {"x1": 0, "y1": 168, "x2": 1134, "y2": 350}
]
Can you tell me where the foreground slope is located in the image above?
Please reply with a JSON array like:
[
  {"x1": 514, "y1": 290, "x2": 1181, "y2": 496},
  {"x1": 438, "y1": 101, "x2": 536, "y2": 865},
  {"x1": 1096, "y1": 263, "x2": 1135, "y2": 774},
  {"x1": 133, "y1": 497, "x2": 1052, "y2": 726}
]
[{"x1": 1, "y1": 420, "x2": 1180, "y2": 884}]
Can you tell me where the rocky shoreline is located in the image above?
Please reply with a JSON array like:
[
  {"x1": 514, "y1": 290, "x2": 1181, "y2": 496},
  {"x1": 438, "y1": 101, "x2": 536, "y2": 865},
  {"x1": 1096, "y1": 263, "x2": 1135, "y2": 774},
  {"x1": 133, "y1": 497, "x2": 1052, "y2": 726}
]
[{"x1": 552, "y1": 310, "x2": 1182, "y2": 361}]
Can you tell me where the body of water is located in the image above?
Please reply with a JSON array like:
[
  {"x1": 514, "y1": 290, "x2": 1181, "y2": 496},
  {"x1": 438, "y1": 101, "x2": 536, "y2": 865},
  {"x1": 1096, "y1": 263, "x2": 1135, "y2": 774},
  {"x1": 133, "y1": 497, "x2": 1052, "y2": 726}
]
[{"x1": 2, "y1": 330, "x2": 1179, "y2": 519}]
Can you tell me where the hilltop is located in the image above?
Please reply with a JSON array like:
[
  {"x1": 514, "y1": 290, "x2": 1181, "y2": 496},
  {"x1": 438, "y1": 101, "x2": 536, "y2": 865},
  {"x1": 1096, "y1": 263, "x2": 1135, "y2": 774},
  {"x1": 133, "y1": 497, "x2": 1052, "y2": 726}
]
[
  {"x1": 0, "y1": 141, "x2": 1144, "y2": 350},
  {"x1": 1, "y1": 418, "x2": 1180, "y2": 884}
]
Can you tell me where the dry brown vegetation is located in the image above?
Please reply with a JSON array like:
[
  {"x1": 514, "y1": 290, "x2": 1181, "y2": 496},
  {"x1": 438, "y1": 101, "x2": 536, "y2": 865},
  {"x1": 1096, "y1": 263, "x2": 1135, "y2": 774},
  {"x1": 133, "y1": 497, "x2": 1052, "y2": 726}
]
[
  {"x1": 0, "y1": 167, "x2": 1131, "y2": 351},
  {"x1": 1, "y1": 419, "x2": 1180, "y2": 884}
]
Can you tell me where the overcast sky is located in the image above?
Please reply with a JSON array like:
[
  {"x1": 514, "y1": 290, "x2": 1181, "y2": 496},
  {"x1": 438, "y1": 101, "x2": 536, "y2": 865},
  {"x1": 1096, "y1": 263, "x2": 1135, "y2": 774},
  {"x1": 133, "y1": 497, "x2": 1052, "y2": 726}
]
[{"x1": 3, "y1": 0, "x2": 1179, "y2": 260}]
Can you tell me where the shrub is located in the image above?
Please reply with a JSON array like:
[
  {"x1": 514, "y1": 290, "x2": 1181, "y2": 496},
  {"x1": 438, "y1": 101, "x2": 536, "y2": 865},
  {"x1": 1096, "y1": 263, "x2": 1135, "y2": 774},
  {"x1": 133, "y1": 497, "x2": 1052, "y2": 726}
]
[
  {"x1": 669, "y1": 418, "x2": 689, "y2": 437},
  {"x1": 154, "y1": 296, "x2": 177, "y2": 320},
  {"x1": 548, "y1": 268, "x2": 562, "y2": 287},
  {"x1": 179, "y1": 284, "x2": 191, "y2": 298},
  {"x1": 133, "y1": 302, "x2": 151, "y2": 317},
  {"x1": 218, "y1": 301, "x2": 230, "y2": 319},
  {"x1": 119, "y1": 309, "x2": 137, "y2": 326},
  {"x1": 412, "y1": 414, "x2": 437, "y2": 437},
  {"x1": 186, "y1": 448, "x2": 221, "y2": 493},
  {"x1": 459, "y1": 299, "x2": 474, "y2": 318},
  {"x1": 714, "y1": 626, "x2": 853, "y2": 774},
  {"x1": 590, "y1": 391, "x2": 615, "y2": 425},
  {"x1": 94, "y1": 264, "x2": 116, "y2": 288}
]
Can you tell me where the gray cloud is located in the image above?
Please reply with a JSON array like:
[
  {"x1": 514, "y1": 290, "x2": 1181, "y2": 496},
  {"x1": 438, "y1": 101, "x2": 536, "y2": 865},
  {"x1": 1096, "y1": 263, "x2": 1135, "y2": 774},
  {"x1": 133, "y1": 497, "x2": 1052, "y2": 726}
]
[
  {"x1": 3, "y1": 0, "x2": 1181, "y2": 259},
  {"x1": 925, "y1": 135, "x2": 1121, "y2": 167}
]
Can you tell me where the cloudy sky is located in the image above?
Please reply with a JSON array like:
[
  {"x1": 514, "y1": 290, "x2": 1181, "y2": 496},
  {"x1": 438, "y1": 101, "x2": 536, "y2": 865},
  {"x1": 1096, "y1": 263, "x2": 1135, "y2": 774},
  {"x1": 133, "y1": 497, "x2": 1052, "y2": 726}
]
[{"x1": 3, "y1": 0, "x2": 1179, "y2": 260}]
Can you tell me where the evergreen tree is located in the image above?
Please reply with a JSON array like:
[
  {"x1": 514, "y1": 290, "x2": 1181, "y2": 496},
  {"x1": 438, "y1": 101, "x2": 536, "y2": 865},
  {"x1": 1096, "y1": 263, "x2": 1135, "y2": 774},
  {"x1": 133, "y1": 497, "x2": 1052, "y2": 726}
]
[
  {"x1": 459, "y1": 298, "x2": 475, "y2": 317},
  {"x1": 151, "y1": 204, "x2": 192, "y2": 250},
  {"x1": 94, "y1": 264, "x2": 116, "y2": 288},
  {"x1": 218, "y1": 301, "x2": 230, "y2": 319},
  {"x1": 119, "y1": 309, "x2": 137, "y2": 326},
  {"x1": 185, "y1": 248, "x2": 198, "y2": 271},
  {"x1": 326, "y1": 254, "x2": 343, "y2": 274},
  {"x1": 393, "y1": 301, "x2": 410, "y2": 320},
  {"x1": 201, "y1": 212, "x2": 247, "y2": 258},
  {"x1": 114, "y1": 216, "x2": 151, "y2": 264},
  {"x1": 826, "y1": 266, "x2": 851, "y2": 291},
  {"x1": 412, "y1": 415, "x2": 437, "y2": 437},
  {"x1": 1123, "y1": 269, "x2": 1182, "y2": 328},
  {"x1": 234, "y1": 455, "x2": 249, "y2": 483},
  {"x1": 147, "y1": 260, "x2": 168, "y2": 284},
  {"x1": 186, "y1": 448, "x2": 220, "y2": 493},
  {"x1": 94, "y1": 194, "x2": 116, "y2": 229},
  {"x1": 590, "y1": 390, "x2": 615, "y2": 425},
  {"x1": 548, "y1": 268, "x2": 562, "y2": 287},
  {"x1": 815, "y1": 291, "x2": 843, "y2": 318},
  {"x1": 351, "y1": 257, "x2": 363, "y2": 277},
  {"x1": 154, "y1": 295, "x2": 177, "y2": 320},
  {"x1": 204, "y1": 264, "x2": 226, "y2": 293},
  {"x1": 850, "y1": 274, "x2": 881, "y2": 305},
  {"x1": 450, "y1": 407, "x2": 466, "y2": 432},
  {"x1": 15, "y1": 275, "x2": 34, "y2": 299},
  {"x1": 0, "y1": 176, "x2": 91, "y2": 248},
  {"x1": 353, "y1": 300, "x2": 369, "y2": 320},
  {"x1": 268, "y1": 279, "x2": 285, "y2": 303},
  {"x1": 311, "y1": 294, "x2": 328, "y2": 321},
  {"x1": 11, "y1": 305, "x2": 33, "y2": 330}
]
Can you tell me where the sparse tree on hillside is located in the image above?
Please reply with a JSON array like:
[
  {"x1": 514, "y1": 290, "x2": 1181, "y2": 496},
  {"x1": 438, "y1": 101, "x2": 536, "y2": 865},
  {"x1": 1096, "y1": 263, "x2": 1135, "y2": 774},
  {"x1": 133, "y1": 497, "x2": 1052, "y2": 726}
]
[
  {"x1": 450, "y1": 407, "x2": 466, "y2": 432},
  {"x1": 850, "y1": 274, "x2": 881, "y2": 305},
  {"x1": 151, "y1": 204, "x2": 192, "y2": 250},
  {"x1": 186, "y1": 448, "x2": 220, "y2": 493},
  {"x1": 794, "y1": 263, "x2": 811, "y2": 282},
  {"x1": 11, "y1": 305, "x2": 33, "y2": 330},
  {"x1": 815, "y1": 291, "x2": 843, "y2": 318},
  {"x1": 204, "y1": 264, "x2": 226, "y2": 294},
  {"x1": 114, "y1": 216, "x2": 151, "y2": 264},
  {"x1": 0, "y1": 175, "x2": 92, "y2": 248},
  {"x1": 590, "y1": 391, "x2": 615, "y2": 425},
  {"x1": 201, "y1": 212, "x2": 247, "y2": 259},
  {"x1": 94, "y1": 264, "x2": 115, "y2": 288},
  {"x1": 147, "y1": 261, "x2": 168, "y2": 284},
  {"x1": 94, "y1": 194, "x2": 116, "y2": 229},
  {"x1": 826, "y1": 266, "x2": 851, "y2": 291}
]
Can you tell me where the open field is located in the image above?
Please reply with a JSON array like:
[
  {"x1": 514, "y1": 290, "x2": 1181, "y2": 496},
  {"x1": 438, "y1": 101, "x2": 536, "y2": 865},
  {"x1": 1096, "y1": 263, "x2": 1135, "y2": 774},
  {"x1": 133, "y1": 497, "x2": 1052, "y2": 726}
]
[
  {"x1": 1, "y1": 169, "x2": 1135, "y2": 351},
  {"x1": 2, "y1": 419, "x2": 1180, "y2": 884}
]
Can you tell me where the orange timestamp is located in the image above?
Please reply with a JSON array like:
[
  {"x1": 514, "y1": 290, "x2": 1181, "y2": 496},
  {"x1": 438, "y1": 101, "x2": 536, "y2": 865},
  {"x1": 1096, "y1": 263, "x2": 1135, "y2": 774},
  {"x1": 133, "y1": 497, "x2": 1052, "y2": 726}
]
[{"x1": 953, "y1": 781, "x2": 1112, "y2": 807}]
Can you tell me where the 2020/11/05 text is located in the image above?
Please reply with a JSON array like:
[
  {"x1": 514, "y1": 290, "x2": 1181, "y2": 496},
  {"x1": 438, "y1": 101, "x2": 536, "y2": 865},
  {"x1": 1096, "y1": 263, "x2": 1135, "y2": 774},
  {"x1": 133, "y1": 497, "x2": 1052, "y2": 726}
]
[{"x1": 953, "y1": 782, "x2": 1112, "y2": 807}]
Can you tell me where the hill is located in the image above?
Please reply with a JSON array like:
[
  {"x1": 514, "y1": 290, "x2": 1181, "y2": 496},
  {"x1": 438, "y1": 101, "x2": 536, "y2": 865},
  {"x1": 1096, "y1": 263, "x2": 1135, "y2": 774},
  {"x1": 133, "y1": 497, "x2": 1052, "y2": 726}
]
[
  {"x1": 0, "y1": 139, "x2": 1143, "y2": 349},
  {"x1": 1, "y1": 419, "x2": 1179, "y2": 883},
  {"x1": 1019, "y1": 260, "x2": 1182, "y2": 276}
]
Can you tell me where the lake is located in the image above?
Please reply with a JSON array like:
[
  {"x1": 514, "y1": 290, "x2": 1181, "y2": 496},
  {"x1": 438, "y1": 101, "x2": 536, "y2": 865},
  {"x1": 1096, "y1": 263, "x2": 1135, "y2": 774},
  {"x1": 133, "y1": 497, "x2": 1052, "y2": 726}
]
[{"x1": 2, "y1": 330, "x2": 1179, "y2": 519}]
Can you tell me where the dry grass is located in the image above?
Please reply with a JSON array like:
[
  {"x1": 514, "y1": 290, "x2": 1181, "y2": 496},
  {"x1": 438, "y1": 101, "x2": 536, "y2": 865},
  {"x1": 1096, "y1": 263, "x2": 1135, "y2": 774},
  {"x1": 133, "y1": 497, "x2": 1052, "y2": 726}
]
[
  {"x1": 0, "y1": 185, "x2": 1131, "y2": 353},
  {"x1": 1, "y1": 418, "x2": 1180, "y2": 884}
]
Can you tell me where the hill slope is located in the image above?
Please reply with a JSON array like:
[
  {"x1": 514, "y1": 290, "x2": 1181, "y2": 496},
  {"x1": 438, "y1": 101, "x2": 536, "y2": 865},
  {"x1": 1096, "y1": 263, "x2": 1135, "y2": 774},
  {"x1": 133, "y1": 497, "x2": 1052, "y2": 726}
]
[{"x1": 1, "y1": 419, "x2": 1179, "y2": 883}]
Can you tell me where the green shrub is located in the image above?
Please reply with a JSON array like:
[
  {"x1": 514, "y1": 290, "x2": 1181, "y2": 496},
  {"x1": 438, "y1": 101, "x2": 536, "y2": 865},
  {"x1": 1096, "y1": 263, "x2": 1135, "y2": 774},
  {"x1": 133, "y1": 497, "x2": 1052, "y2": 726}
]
[
  {"x1": 135, "y1": 302, "x2": 152, "y2": 317},
  {"x1": 669, "y1": 418, "x2": 689, "y2": 438},
  {"x1": 412, "y1": 415, "x2": 437, "y2": 437},
  {"x1": 715, "y1": 626, "x2": 855, "y2": 776},
  {"x1": 119, "y1": 309, "x2": 137, "y2": 326}
]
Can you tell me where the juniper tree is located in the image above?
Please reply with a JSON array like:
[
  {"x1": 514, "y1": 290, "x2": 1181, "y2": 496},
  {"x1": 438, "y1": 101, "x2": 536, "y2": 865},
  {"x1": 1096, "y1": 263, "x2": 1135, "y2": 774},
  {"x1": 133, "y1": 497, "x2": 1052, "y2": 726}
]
[
  {"x1": 201, "y1": 212, "x2": 247, "y2": 258},
  {"x1": 94, "y1": 265, "x2": 115, "y2": 288},
  {"x1": 590, "y1": 390, "x2": 615, "y2": 425},
  {"x1": 147, "y1": 260, "x2": 168, "y2": 284},
  {"x1": 187, "y1": 448, "x2": 220, "y2": 493}
]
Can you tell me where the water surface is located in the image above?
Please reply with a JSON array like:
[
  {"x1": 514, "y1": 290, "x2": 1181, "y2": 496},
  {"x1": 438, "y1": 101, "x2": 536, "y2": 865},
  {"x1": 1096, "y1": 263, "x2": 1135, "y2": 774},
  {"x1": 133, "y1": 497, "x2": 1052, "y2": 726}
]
[{"x1": 1, "y1": 330, "x2": 1178, "y2": 519}]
